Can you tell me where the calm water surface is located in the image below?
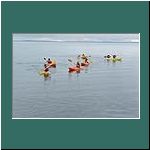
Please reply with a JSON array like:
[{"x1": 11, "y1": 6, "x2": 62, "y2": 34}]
[{"x1": 13, "y1": 41, "x2": 139, "y2": 118}]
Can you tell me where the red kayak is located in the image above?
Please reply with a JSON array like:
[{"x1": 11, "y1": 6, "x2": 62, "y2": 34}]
[
  {"x1": 68, "y1": 67, "x2": 80, "y2": 72},
  {"x1": 81, "y1": 62, "x2": 90, "y2": 66}
]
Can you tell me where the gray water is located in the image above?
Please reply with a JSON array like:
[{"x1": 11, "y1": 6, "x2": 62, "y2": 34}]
[{"x1": 12, "y1": 35, "x2": 139, "y2": 118}]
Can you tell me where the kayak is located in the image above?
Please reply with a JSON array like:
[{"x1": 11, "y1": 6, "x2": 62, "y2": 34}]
[
  {"x1": 105, "y1": 58, "x2": 112, "y2": 61},
  {"x1": 105, "y1": 58, "x2": 122, "y2": 61},
  {"x1": 39, "y1": 71, "x2": 50, "y2": 77},
  {"x1": 81, "y1": 62, "x2": 90, "y2": 66},
  {"x1": 68, "y1": 67, "x2": 80, "y2": 72},
  {"x1": 68, "y1": 65, "x2": 86, "y2": 72},
  {"x1": 111, "y1": 58, "x2": 122, "y2": 61}
]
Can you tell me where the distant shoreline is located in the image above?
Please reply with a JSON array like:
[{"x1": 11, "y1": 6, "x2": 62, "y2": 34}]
[{"x1": 13, "y1": 40, "x2": 139, "y2": 43}]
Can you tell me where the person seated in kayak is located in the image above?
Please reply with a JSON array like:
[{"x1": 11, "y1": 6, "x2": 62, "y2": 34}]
[
  {"x1": 47, "y1": 58, "x2": 52, "y2": 64},
  {"x1": 44, "y1": 64, "x2": 49, "y2": 72},
  {"x1": 81, "y1": 54, "x2": 87, "y2": 59},
  {"x1": 112, "y1": 55, "x2": 117, "y2": 59},
  {"x1": 76, "y1": 61, "x2": 80, "y2": 68},
  {"x1": 106, "y1": 55, "x2": 111, "y2": 58}
]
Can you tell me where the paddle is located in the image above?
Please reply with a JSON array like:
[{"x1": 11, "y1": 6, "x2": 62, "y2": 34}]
[
  {"x1": 68, "y1": 59, "x2": 76, "y2": 66},
  {"x1": 86, "y1": 55, "x2": 93, "y2": 63},
  {"x1": 77, "y1": 55, "x2": 81, "y2": 60},
  {"x1": 68, "y1": 59, "x2": 73, "y2": 62},
  {"x1": 43, "y1": 57, "x2": 47, "y2": 64}
]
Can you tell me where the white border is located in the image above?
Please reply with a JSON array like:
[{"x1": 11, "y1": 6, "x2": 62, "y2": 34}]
[
  {"x1": 13, "y1": 117, "x2": 140, "y2": 119},
  {"x1": 12, "y1": 33, "x2": 140, "y2": 120},
  {"x1": 139, "y1": 33, "x2": 140, "y2": 119},
  {"x1": 0, "y1": 0, "x2": 149, "y2": 1},
  {"x1": 0, "y1": 2, "x2": 2, "y2": 149}
]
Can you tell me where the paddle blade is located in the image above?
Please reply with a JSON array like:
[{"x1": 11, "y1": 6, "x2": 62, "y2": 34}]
[
  {"x1": 39, "y1": 71, "x2": 43, "y2": 75},
  {"x1": 68, "y1": 59, "x2": 72, "y2": 62}
]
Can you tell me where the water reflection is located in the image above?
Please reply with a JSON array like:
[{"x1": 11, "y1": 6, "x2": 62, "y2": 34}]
[{"x1": 44, "y1": 76, "x2": 51, "y2": 81}]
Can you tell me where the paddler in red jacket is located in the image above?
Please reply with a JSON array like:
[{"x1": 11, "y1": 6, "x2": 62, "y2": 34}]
[
  {"x1": 47, "y1": 58, "x2": 52, "y2": 65},
  {"x1": 44, "y1": 64, "x2": 49, "y2": 72}
]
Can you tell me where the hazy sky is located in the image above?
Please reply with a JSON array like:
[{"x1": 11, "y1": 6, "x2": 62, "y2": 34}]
[{"x1": 13, "y1": 34, "x2": 139, "y2": 42}]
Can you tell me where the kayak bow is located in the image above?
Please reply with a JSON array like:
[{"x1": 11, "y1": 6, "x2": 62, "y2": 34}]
[{"x1": 39, "y1": 71, "x2": 50, "y2": 77}]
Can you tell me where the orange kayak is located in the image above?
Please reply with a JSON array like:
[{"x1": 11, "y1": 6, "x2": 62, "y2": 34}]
[
  {"x1": 68, "y1": 67, "x2": 80, "y2": 72},
  {"x1": 81, "y1": 62, "x2": 90, "y2": 66}
]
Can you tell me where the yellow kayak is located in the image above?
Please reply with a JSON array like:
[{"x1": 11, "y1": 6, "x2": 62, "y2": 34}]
[
  {"x1": 111, "y1": 58, "x2": 122, "y2": 61},
  {"x1": 106, "y1": 58, "x2": 122, "y2": 61},
  {"x1": 39, "y1": 71, "x2": 50, "y2": 77}
]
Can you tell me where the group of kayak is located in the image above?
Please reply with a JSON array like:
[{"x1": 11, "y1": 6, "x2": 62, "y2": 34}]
[
  {"x1": 39, "y1": 58, "x2": 56, "y2": 77},
  {"x1": 39, "y1": 53, "x2": 122, "y2": 78},
  {"x1": 68, "y1": 54, "x2": 91, "y2": 73},
  {"x1": 104, "y1": 54, "x2": 122, "y2": 61},
  {"x1": 39, "y1": 54, "x2": 91, "y2": 77}
]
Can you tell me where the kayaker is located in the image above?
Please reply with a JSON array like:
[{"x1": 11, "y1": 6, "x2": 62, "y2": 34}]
[
  {"x1": 47, "y1": 58, "x2": 52, "y2": 64},
  {"x1": 44, "y1": 64, "x2": 49, "y2": 72},
  {"x1": 81, "y1": 54, "x2": 87, "y2": 59},
  {"x1": 106, "y1": 55, "x2": 111, "y2": 58},
  {"x1": 76, "y1": 61, "x2": 80, "y2": 68},
  {"x1": 112, "y1": 55, "x2": 117, "y2": 58}
]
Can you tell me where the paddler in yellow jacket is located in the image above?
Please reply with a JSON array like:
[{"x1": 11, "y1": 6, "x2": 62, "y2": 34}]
[{"x1": 81, "y1": 54, "x2": 87, "y2": 59}]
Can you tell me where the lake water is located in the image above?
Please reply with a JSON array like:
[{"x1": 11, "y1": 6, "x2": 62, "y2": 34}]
[{"x1": 12, "y1": 37, "x2": 139, "y2": 118}]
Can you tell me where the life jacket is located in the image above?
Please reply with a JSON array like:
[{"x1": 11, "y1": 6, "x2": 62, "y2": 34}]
[
  {"x1": 44, "y1": 68, "x2": 49, "y2": 72},
  {"x1": 47, "y1": 60, "x2": 52, "y2": 64},
  {"x1": 81, "y1": 56, "x2": 86, "y2": 59}
]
